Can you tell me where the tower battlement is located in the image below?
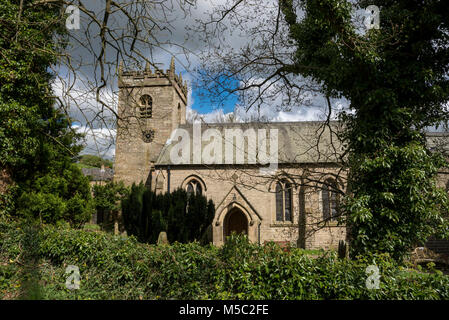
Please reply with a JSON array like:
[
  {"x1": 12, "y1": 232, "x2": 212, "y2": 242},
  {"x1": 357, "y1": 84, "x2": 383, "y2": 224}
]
[{"x1": 118, "y1": 58, "x2": 188, "y2": 100}]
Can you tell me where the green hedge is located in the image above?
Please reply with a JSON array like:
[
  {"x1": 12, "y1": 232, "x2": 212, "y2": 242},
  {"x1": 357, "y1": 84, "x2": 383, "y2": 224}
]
[{"x1": 1, "y1": 220, "x2": 449, "y2": 300}]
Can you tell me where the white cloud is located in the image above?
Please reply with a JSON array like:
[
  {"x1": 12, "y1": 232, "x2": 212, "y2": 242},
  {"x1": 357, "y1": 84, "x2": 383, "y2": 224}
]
[
  {"x1": 73, "y1": 124, "x2": 116, "y2": 160},
  {"x1": 53, "y1": 73, "x2": 118, "y2": 160},
  {"x1": 52, "y1": 73, "x2": 118, "y2": 128}
]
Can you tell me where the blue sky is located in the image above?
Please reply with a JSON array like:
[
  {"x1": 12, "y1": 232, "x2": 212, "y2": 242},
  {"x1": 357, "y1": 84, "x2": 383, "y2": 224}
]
[
  {"x1": 189, "y1": 73, "x2": 239, "y2": 115},
  {"x1": 191, "y1": 90, "x2": 237, "y2": 115}
]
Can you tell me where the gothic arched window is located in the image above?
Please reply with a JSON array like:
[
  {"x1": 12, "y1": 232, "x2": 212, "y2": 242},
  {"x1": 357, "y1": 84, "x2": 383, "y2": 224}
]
[
  {"x1": 322, "y1": 178, "x2": 339, "y2": 221},
  {"x1": 275, "y1": 180, "x2": 292, "y2": 222},
  {"x1": 139, "y1": 94, "x2": 152, "y2": 118},
  {"x1": 186, "y1": 179, "x2": 202, "y2": 196}
]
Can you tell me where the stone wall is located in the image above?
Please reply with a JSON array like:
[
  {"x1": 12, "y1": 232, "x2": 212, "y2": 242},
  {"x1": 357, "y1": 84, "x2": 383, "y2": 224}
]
[{"x1": 152, "y1": 165, "x2": 347, "y2": 249}]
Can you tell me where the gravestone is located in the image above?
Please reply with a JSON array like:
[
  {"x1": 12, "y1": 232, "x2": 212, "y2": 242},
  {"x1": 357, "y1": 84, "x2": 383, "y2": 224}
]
[{"x1": 157, "y1": 231, "x2": 169, "y2": 245}]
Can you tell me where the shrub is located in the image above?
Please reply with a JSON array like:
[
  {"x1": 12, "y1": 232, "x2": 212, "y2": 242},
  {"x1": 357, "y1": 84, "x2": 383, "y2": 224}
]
[
  {"x1": 18, "y1": 192, "x2": 66, "y2": 223},
  {"x1": 14, "y1": 163, "x2": 94, "y2": 227},
  {"x1": 121, "y1": 183, "x2": 215, "y2": 244},
  {"x1": 92, "y1": 181, "x2": 128, "y2": 230},
  {"x1": 1, "y1": 222, "x2": 449, "y2": 300}
]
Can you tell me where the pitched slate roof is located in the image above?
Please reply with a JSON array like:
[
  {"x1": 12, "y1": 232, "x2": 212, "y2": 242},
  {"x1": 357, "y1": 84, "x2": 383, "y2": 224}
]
[
  {"x1": 81, "y1": 167, "x2": 114, "y2": 181},
  {"x1": 155, "y1": 121, "x2": 344, "y2": 166},
  {"x1": 155, "y1": 121, "x2": 449, "y2": 166}
]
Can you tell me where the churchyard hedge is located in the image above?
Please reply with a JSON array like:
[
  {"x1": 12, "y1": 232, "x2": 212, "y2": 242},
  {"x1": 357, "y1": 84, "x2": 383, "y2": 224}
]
[{"x1": 1, "y1": 220, "x2": 448, "y2": 300}]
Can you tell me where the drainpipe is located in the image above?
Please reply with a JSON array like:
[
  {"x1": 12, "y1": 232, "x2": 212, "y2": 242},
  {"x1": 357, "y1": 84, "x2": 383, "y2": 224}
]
[
  {"x1": 167, "y1": 165, "x2": 171, "y2": 193},
  {"x1": 258, "y1": 222, "x2": 261, "y2": 245}
]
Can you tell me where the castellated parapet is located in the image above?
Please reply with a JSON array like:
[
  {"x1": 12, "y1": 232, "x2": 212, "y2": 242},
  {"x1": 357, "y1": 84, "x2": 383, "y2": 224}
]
[{"x1": 118, "y1": 58, "x2": 188, "y2": 101}]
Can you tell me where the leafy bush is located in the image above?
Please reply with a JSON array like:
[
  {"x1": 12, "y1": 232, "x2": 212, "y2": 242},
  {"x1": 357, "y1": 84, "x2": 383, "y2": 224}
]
[
  {"x1": 1, "y1": 221, "x2": 449, "y2": 300},
  {"x1": 92, "y1": 181, "x2": 128, "y2": 230},
  {"x1": 18, "y1": 192, "x2": 66, "y2": 223},
  {"x1": 16, "y1": 164, "x2": 94, "y2": 227}
]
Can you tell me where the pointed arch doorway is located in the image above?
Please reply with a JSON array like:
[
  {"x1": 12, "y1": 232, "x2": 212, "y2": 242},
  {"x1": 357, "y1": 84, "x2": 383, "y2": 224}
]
[{"x1": 224, "y1": 207, "x2": 248, "y2": 241}]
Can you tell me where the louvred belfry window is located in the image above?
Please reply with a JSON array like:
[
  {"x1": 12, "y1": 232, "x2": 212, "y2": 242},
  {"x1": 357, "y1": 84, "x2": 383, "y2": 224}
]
[{"x1": 139, "y1": 95, "x2": 152, "y2": 118}]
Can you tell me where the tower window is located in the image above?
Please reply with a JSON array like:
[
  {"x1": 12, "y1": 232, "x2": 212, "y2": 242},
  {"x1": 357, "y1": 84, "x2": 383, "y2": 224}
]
[
  {"x1": 275, "y1": 180, "x2": 292, "y2": 222},
  {"x1": 139, "y1": 94, "x2": 152, "y2": 118}
]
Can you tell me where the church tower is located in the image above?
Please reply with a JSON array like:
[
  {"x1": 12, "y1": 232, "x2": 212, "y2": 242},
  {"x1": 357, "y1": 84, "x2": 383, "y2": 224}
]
[{"x1": 114, "y1": 58, "x2": 188, "y2": 186}]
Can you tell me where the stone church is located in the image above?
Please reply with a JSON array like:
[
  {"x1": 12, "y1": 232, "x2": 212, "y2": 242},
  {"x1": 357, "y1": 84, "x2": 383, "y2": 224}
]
[{"x1": 113, "y1": 59, "x2": 449, "y2": 251}]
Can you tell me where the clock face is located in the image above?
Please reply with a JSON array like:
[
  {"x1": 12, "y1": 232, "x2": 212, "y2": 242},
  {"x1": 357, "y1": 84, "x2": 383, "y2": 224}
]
[{"x1": 142, "y1": 129, "x2": 155, "y2": 143}]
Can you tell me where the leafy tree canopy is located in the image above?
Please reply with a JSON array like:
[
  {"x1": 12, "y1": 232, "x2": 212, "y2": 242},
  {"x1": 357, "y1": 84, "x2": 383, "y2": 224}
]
[
  {"x1": 279, "y1": 0, "x2": 449, "y2": 260},
  {"x1": 78, "y1": 155, "x2": 113, "y2": 169},
  {"x1": 0, "y1": 0, "x2": 93, "y2": 226}
]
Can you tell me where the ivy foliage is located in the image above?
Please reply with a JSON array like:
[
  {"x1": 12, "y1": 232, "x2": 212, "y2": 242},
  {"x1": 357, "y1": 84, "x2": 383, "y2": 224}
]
[
  {"x1": 345, "y1": 141, "x2": 449, "y2": 260},
  {"x1": 280, "y1": 0, "x2": 449, "y2": 260}
]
